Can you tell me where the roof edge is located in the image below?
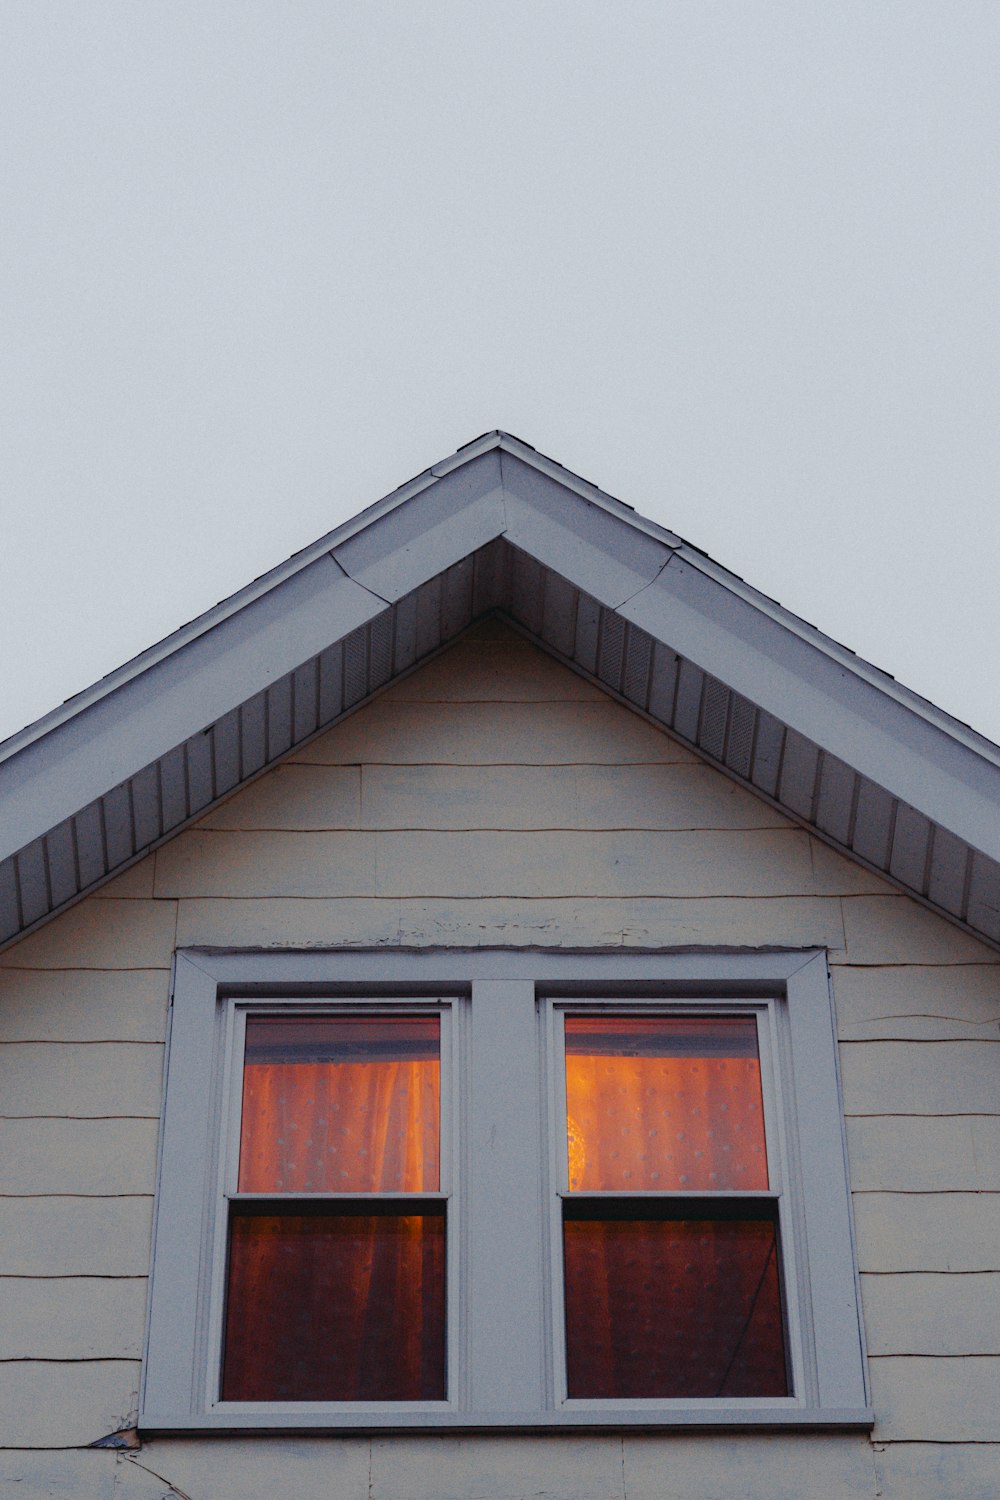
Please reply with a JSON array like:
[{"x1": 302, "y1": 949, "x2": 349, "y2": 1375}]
[{"x1": 4, "y1": 430, "x2": 999, "y2": 785}]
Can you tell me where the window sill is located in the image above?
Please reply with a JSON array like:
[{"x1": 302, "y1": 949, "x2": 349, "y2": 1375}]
[{"x1": 138, "y1": 1406, "x2": 876, "y2": 1435}]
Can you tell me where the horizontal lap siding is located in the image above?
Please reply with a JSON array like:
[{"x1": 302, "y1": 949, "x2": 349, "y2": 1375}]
[
  {"x1": 874, "y1": 1443, "x2": 1000, "y2": 1500},
  {"x1": 0, "y1": 1196, "x2": 153, "y2": 1276},
  {"x1": 870, "y1": 1356, "x2": 1000, "y2": 1441},
  {"x1": 832, "y1": 964, "x2": 1000, "y2": 1040},
  {"x1": 0, "y1": 1435, "x2": 882, "y2": 1500},
  {"x1": 839, "y1": 1039, "x2": 1000, "y2": 1114},
  {"x1": 846, "y1": 1115, "x2": 1000, "y2": 1190},
  {"x1": 200, "y1": 761, "x2": 786, "y2": 833},
  {"x1": 835, "y1": 944, "x2": 1000, "y2": 1472},
  {"x1": 1, "y1": 621, "x2": 998, "y2": 1494},
  {"x1": 156, "y1": 827, "x2": 819, "y2": 898},
  {"x1": 289, "y1": 699, "x2": 695, "y2": 766},
  {"x1": 0, "y1": 968, "x2": 169, "y2": 1042},
  {"x1": 0, "y1": 1451, "x2": 119, "y2": 1500},
  {"x1": 0, "y1": 1360, "x2": 143, "y2": 1447},
  {"x1": 0, "y1": 1041, "x2": 164, "y2": 1117},
  {"x1": 0, "y1": 1117, "x2": 160, "y2": 1193},
  {"x1": 860, "y1": 1272, "x2": 1000, "y2": 1354},
  {"x1": 172, "y1": 893, "x2": 851, "y2": 950},
  {"x1": 1, "y1": 1276, "x2": 148, "y2": 1358},
  {"x1": 0, "y1": 879, "x2": 167, "y2": 1462},
  {"x1": 853, "y1": 1193, "x2": 1000, "y2": 1272},
  {"x1": 0, "y1": 892, "x2": 177, "y2": 970}
]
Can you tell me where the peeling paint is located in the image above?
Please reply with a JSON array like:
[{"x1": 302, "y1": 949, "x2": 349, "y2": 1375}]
[{"x1": 91, "y1": 1424, "x2": 141, "y2": 1450}]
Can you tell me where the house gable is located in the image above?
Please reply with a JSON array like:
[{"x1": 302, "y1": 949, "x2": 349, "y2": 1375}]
[
  {"x1": 3, "y1": 438, "x2": 1000, "y2": 1495},
  {"x1": 3, "y1": 433, "x2": 1000, "y2": 956}
]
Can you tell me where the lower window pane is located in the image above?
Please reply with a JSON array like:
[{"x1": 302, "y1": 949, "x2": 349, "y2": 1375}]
[
  {"x1": 563, "y1": 1214, "x2": 787, "y2": 1399},
  {"x1": 222, "y1": 1208, "x2": 446, "y2": 1401}
]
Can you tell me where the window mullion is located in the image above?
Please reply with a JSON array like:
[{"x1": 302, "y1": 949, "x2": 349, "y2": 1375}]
[{"x1": 465, "y1": 980, "x2": 546, "y2": 1413}]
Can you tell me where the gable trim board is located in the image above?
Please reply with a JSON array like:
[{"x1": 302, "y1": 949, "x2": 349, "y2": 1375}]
[{"x1": 2, "y1": 431, "x2": 999, "y2": 953}]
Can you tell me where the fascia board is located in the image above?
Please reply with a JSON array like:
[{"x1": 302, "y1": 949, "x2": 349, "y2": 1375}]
[
  {"x1": 671, "y1": 542, "x2": 1000, "y2": 767},
  {"x1": 500, "y1": 450, "x2": 676, "y2": 606},
  {"x1": 496, "y1": 434, "x2": 685, "y2": 550},
  {"x1": 621, "y1": 556, "x2": 1000, "y2": 859},
  {"x1": 331, "y1": 438, "x2": 681, "y2": 606},
  {"x1": 5, "y1": 424, "x2": 1000, "y2": 880},
  {"x1": 331, "y1": 450, "x2": 506, "y2": 602},
  {"x1": 0, "y1": 557, "x2": 383, "y2": 861},
  {"x1": 0, "y1": 433, "x2": 661, "y2": 770},
  {"x1": 0, "y1": 438, "x2": 506, "y2": 769}
]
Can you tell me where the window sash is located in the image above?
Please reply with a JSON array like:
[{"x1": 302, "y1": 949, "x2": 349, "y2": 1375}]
[
  {"x1": 208, "y1": 997, "x2": 459, "y2": 1411},
  {"x1": 543, "y1": 998, "x2": 801, "y2": 1406}
]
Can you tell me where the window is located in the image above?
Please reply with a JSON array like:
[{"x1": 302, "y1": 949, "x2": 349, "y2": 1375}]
[
  {"x1": 558, "y1": 1011, "x2": 785, "y2": 1401},
  {"x1": 223, "y1": 1012, "x2": 447, "y2": 1403},
  {"x1": 142, "y1": 951, "x2": 871, "y2": 1431}
]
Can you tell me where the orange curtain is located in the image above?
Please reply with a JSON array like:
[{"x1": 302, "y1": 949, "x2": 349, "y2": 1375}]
[
  {"x1": 223, "y1": 1015, "x2": 444, "y2": 1402},
  {"x1": 238, "y1": 1016, "x2": 440, "y2": 1193},
  {"x1": 562, "y1": 1015, "x2": 784, "y2": 1398},
  {"x1": 563, "y1": 1215, "x2": 786, "y2": 1398},
  {"x1": 564, "y1": 1015, "x2": 768, "y2": 1192},
  {"x1": 222, "y1": 1209, "x2": 446, "y2": 1401}
]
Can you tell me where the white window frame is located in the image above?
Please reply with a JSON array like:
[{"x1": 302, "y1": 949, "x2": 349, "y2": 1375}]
[{"x1": 141, "y1": 949, "x2": 872, "y2": 1433}]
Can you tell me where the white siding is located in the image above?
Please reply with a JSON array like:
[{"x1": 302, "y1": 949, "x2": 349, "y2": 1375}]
[{"x1": 1, "y1": 621, "x2": 998, "y2": 1497}]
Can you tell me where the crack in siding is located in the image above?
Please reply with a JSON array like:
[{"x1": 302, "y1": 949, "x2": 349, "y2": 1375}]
[
  {"x1": 0, "y1": 1192, "x2": 155, "y2": 1200},
  {"x1": 1, "y1": 1356, "x2": 139, "y2": 1364},
  {"x1": 0, "y1": 1114, "x2": 160, "y2": 1121},
  {"x1": 119, "y1": 1453, "x2": 194, "y2": 1500},
  {"x1": 869, "y1": 1433, "x2": 881, "y2": 1499},
  {"x1": 839, "y1": 1037, "x2": 1000, "y2": 1046},
  {"x1": 862, "y1": 1268, "x2": 1000, "y2": 1275},
  {"x1": 842, "y1": 1013, "x2": 1000, "y2": 1024},
  {"x1": 0, "y1": 1272, "x2": 147, "y2": 1280},
  {"x1": 0, "y1": 1038, "x2": 165, "y2": 1046}
]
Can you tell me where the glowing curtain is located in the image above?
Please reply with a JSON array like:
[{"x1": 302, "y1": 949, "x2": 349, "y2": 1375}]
[
  {"x1": 562, "y1": 1015, "x2": 786, "y2": 1398},
  {"x1": 222, "y1": 1014, "x2": 444, "y2": 1401}
]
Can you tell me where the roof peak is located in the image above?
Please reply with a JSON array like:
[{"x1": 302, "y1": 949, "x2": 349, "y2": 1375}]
[{"x1": 2, "y1": 434, "x2": 999, "y2": 954}]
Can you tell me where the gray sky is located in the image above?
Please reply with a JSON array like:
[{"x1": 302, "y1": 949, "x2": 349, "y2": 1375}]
[{"x1": 3, "y1": 3, "x2": 999, "y2": 746}]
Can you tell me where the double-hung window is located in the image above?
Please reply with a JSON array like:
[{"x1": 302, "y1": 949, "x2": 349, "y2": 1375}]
[
  {"x1": 142, "y1": 950, "x2": 871, "y2": 1431},
  {"x1": 222, "y1": 1010, "x2": 449, "y2": 1404},
  {"x1": 556, "y1": 1009, "x2": 786, "y2": 1402}
]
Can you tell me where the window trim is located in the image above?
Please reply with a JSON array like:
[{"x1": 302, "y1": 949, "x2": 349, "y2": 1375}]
[{"x1": 141, "y1": 948, "x2": 873, "y2": 1433}]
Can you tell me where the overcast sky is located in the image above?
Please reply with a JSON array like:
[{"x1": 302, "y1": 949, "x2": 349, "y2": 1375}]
[{"x1": 2, "y1": 3, "x2": 998, "y2": 748}]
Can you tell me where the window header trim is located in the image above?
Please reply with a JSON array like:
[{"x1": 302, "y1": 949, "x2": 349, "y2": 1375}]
[{"x1": 178, "y1": 946, "x2": 824, "y2": 992}]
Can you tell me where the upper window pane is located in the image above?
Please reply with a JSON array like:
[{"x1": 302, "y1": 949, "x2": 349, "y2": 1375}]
[
  {"x1": 239, "y1": 1014, "x2": 440, "y2": 1193},
  {"x1": 564, "y1": 1014, "x2": 767, "y2": 1192}
]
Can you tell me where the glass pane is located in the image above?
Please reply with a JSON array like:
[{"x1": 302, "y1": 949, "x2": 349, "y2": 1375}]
[
  {"x1": 239, "y1": 1015, "x2": 440, "y2": 1193},
  {"x1": 563, "y1": 1213, "x2": 787, "y2": 1398},
  {"x1": 564, "y1": 1014, "x2": 767, "y2": 1191},
  {"x1": 222, "y1": 1207, "x2": 446, "y2": 1401}
]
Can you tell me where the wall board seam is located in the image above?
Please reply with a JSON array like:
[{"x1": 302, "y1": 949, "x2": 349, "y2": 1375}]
[
  {"x1": 0, "y1": 1193, "x2": 154, "y2": 1200},
  {"x1": 165, "y1": 893, "x2": 850, "y2": 903},
  {"x1": 0, "y1": 1115, "x2": 160, "y2": 1122}
]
